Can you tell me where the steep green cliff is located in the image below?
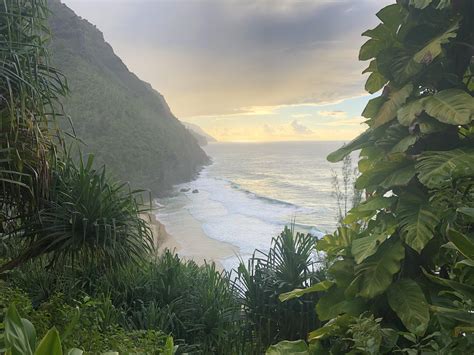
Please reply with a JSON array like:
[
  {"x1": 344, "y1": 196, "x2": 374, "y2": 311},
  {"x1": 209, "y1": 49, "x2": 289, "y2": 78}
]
[{"x1": 48, "y1": 0, "x2": 209, "y2": 195}]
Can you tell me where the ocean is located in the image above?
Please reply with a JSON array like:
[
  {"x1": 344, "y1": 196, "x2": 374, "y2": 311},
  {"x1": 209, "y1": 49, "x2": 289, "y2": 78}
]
[{"x1": 156, "y1": 141, "x2": 347, "y2": 270}]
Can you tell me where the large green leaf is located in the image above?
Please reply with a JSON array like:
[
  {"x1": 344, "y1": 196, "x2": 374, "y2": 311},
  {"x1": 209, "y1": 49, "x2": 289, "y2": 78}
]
[
  {"x1": 4, "y1": 305, "x2": 35, "y2": 355},
  {"x1": 316, "y1": 287, "x2": 365, "y2": 321},
  {"x1": 359, "y1": 39, "x2": 390, "y2": 61},
  {"x1": 447, "y1": 228, "x2": 474, "y2": 260},
  {"x1": 266, "y1": 340, "x2": 308, "y2": 355},
  {"x1": 397, "y1": 192, "x2": 440, "y2": 253},
  {"x1": 327, "y1": 130, "x2": 372, "y2": 162},
  {"x1": 34, "y1": 329, "x2": 62, "y2": 355},
  {"x1": 423, "y1": 89, "x2": 474, "y2": 125},
  {"x1": 365, "y1": 72, "x2": 388, "y2": 94},
  {"x1": 414, "y1": 21, "x2": 459, "y2": 64},
  {"x1": 352, "y1": 221, "x2": 397, "y2": 264},
  {"x1": 422, "y1": 269, "x2": 474, "y2": 300},
  {"x1": 356, "y1": 154, "x2": 413, "y2": 190},
  {"x1": 430, "y1": 306, "x2": 474, "y2": 325},
  {"x1": 376, "y1": 4, "x2": 406, "y2": 31},
  {"x1": 279, "y1": 281, "x2": 334, "y2": 302},
  {"x1": 398, "y1": 90, "x2": 473, "y2": 126},
  {"x1": 397, "y1": 99, "x2": 427, "y2": 126},
  {"x1": 308, "y1": 315, "x2": 353, "y2": 342},
  {"x1": 344, "y1": 196, "x2": 396, "y2": 224},
  {"x1": 416, "y1": 149, "x2": 474, "y2": 188},
  {"x1": 354, "y1": 240, "x2": 405, "y2": 298},
  {"x1": 362, "y1": 96, "x2": 386, "y2": 119},
  {"x1": 372, "y1": 84, "x2": 413, "y2": 128},
  {"x1": 387, "y1": 279, "x2": 430, "y2": 336}
]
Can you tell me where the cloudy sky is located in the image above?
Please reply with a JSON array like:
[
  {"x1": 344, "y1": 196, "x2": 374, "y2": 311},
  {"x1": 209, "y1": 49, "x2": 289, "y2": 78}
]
[{"x1": 63, "y1": 0, "x2": 392, "y2": 141}]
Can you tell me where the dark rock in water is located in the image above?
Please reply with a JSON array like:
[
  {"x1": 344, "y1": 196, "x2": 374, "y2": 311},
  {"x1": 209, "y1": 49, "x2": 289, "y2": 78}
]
[
  {"x1": 192, "y1": 189, "x2": 199, "y2": 194},
  {"x1": 180, "y1": 188, "x2": 190, "y2": 192}
]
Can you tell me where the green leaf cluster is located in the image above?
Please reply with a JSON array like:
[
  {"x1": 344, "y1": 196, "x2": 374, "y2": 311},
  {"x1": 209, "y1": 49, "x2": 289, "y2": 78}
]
[{"x1": 275, "y1": 1, "x2": 474, "y2": 353}]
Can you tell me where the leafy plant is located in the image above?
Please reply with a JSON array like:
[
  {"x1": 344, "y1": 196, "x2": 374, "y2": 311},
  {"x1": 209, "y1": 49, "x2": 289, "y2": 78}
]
[
  {"x1": 235, "y1": 227, "x2": 326, "y2": 352},
  {"x1": 0, "y1": 0, "x2": 67, "y2": 238},
  {"x1": 276, "y1": 1, "x2": 474, "y2": 353},
  {"x1": 0, "y1": 155, "x2": 154, "y2": 273}
]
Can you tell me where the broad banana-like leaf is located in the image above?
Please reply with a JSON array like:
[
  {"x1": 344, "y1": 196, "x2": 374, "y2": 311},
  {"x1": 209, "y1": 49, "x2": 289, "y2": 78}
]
[
  {"x1": 416, "y1": 149, "x2": 474, "y2": 188},
  {"x1": 365, "y1": 72, "x2": 388, "y2": 94},
  {"x1": 356, "y1": 155, "x2": 413, "y2": 190},
  {"x1": 266, "y1": 340, "x2": 308, "y2": 355},
  {"x1": 372, "y1": 84, "x2": 413, "y2": 128},
  {"x1": 376, "y1": 4, "x2": 406, "y2": 31},
  {"x1": 423, "y1": 89, "x2": 474, "y2": 125},
  {"x1": 390, "y1": 135, "x2": 418, "y2": 153},
  {"x1": 380, "y1": 164, "x2": 416, "y2": 189},
  {"x1": 397, "y1": 99, "x2": 426, "y2": 126},
  {"x1": 362, "y1": 96, "x2": 386, "y2": 119},
  {"x1": 398, "y1": 90, "x2": 473, "y2": 126},
  {"x1": 447, "y1": 228, "x2": 474, "y2": 260},
  {"x1": 34, "y1": 328, "x2": 62, "y2": 355},
  {"x1": 344, "y1": 196, "x2": 396, "y2": 224},
  {"x1": 390, "y1": 51, "x2": 423, "y2": 85},
  {"x1": 328, "y1": 259, "x2": 356, "y2": 288},
  {"x1": 279, "y1": 280, "x2": 334, "y2": 302},
  {"x1": 430, "y1": 305, "x2": 474, "y2": 325},
  {"x1": 327, "y1": 130, "x2": 372, "y2": 162},
  {"x1": 414, "y1": 21, "x2": 459, "y2": 64},
  {"x1": 308, "y1": 315, "x2": 353, "y2": 342},
  {"x1": 422, "y1": 268, "x2": 474, "y2": 300},
  {"x1": 316, "y1": 287, "x2": 365, "y2": 321},
  {"x1": 352, "y1": 222, "x2": 397, "y2": 264},
  {"x1": 397, "y1": 192, "x2": 440, "y2": 253},
  {"x1": 359, "y1": 38, "x2": 390, "y2": 61},
  {"x1": 387, "y1": 279, "x2": 429, "y2": 336},
  {"x1": 355, "y1": 240, "x2": 405, "y2": 298}
]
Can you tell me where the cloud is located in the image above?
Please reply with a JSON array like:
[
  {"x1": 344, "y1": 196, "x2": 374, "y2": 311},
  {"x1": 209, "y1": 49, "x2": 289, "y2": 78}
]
[
  {"x1": 318, "y1": 110, "x2": 347, "y2": 118},
  {"x1": 63, "y1": 0, "x2": 393, "y2": 118},
  {"x1": 291, "y1": 120, "x2": 312, "y2": 135},
  {"x1": 263, "y1": 123, "x2": 275, "y2": 135},
  {"x1": 292, "y1": 113, "x2": 312, "y2": 118}
]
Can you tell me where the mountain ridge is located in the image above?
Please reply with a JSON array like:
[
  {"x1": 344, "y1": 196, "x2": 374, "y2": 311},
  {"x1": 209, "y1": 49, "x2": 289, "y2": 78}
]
[{"x1": 48, "y1": 0, "x2": 209, "y2": 195}]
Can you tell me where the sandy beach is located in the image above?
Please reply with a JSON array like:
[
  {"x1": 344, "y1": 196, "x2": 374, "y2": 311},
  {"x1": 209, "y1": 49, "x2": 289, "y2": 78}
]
[{"x1": 143, "y1": 211, "x2": 239, "y2": 269}]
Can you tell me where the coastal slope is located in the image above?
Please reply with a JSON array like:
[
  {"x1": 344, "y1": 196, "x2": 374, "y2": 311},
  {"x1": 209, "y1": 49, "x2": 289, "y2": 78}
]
[{"x1": 48, "y1": 0, "x2": 209, "y2": 194}]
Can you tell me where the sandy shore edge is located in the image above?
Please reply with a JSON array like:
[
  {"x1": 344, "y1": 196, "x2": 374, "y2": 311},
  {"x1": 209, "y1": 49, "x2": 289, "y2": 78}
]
[{"x1": 141, "y1": 211, "x2": 238, "y2": 270}]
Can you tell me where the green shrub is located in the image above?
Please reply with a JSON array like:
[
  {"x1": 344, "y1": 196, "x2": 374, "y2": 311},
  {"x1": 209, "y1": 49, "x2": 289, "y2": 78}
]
[
  {"x1": 1, "y1": 154, "x2": 154, "y2": 273},
  {"x1": 0, "y1": 284, "x2": 172, "y2": 354},
  {"x1": 235, "y1": 227, "x2": 326, "y2": 352}
]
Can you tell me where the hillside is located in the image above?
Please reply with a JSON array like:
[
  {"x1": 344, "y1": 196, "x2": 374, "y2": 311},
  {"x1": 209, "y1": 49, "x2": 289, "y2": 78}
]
[
  {"x1": 183, "y1": 122, "x2": 217, "y2": 146},
  {"x1": 48, "y1": 0, "x2": 209, "y2": 195}
]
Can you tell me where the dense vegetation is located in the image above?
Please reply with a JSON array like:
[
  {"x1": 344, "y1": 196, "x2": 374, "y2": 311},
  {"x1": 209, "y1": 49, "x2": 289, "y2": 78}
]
[
  {"x1": 48, "y1": 0, "x2": 209, "y2": 195},
  {"x1": 2, "y1": 0, "x2": 473, "y2": 354},
  {"x1": 271, "y1": 0, "x2": 474, "y2": 354}
]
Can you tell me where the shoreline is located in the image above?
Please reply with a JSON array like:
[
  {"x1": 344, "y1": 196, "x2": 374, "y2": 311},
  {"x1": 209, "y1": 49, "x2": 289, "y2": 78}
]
[{"x1": 143, "y1": 211, "x2": 239, "y2": 270}]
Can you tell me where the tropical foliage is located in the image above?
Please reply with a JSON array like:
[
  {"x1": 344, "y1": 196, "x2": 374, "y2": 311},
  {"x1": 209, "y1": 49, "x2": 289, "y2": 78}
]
[
  {"x1": 0, "y1": 0, "x2": 66, "y2": 238},
  {"x1": 274, "y1": 0, "x2": 474, "y2": 353},
  {"x1": 235, "y1": 227, "x2": 326, "y2": 353},
  {"x1": 0, "y1": 291, "x2": 175, "y2": 354},
  {"x1": 0, "y1": 154, "x2": 154, "y2": 273}
]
